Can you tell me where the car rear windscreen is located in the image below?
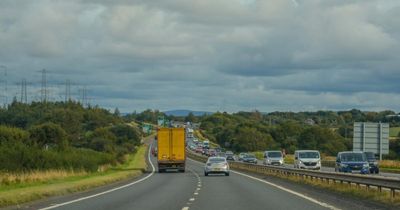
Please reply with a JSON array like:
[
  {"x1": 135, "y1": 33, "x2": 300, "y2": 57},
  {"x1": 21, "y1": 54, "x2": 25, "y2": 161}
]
[
  {"x1": 299, "y1": 152, "x2": 319, "y2": 159},
  {"x1": 341, "y1": 153, "x2": 366, "y2": 162}
]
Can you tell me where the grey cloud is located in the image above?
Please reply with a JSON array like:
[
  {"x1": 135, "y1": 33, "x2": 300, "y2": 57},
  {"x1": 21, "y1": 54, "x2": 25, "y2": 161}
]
[{"x1": 1, "y1": 0, "x2": 400, "y2": 112}]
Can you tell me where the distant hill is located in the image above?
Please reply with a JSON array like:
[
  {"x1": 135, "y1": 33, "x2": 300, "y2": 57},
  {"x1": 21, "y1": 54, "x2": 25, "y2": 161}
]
[{"x1": 164, "y1": 110, "x2": 213, "y2": 117}]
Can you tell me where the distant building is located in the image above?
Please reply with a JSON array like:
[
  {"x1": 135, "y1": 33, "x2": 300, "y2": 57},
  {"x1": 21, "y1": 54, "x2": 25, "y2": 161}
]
[
  {"x1": 386, "y1": 114, "x2": 400, "y2": 118},
  {"x1": 304, "y1": 118, "x2": 315, "y2": 125}
]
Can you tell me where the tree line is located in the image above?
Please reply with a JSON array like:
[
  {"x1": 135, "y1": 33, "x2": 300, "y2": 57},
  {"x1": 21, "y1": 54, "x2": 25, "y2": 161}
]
[{"x1": 0, "y1": 101, "x2": 142, "y2": 172}]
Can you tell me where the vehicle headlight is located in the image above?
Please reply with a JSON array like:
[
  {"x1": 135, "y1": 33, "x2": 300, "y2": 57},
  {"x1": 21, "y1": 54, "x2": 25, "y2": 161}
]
[
  {"x1": 317, "y1": 160, "x2": 321, "y2": 165},
  {"x1": 279, "y1": 159, "x2": 283, "y2": 163},
  {"x1": 363, "y1": 163, "x2": 369, "y2": 168},
  {"x1": 373, "y1": 161, "x2": 378, "y2": 166},
  {"x1": 340, "y1": 163, "x2": 348, "y2": 167}
]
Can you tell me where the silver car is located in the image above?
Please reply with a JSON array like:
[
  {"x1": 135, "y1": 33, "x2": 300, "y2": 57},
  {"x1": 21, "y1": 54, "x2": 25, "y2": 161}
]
[
  {"x1": 263, "y1": 151, "x2": 284, "y2": 166},
  {"x1": 204, "y1": 157, "x2": 230, "y2": 176}
]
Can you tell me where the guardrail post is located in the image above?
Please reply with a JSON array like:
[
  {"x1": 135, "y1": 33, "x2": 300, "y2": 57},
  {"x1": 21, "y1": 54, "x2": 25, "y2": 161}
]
[{"x1": 391, "y1": 189, "x2": 396, "y2": 198}]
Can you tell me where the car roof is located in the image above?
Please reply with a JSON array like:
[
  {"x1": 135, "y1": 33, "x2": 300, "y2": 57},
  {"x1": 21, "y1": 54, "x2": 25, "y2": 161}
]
[
  {"x1": 208, "y1": 157, "x2": 226, "y2": 161},
  {"x1": 339, "y1": 151, "x2": 364, "y2": 154},
  {"x1": 265, "y1": 150, "x2": 281, "y2": 153},
  {"x1": 295, "y1": 150, "x2": 320, "y2": 153}
]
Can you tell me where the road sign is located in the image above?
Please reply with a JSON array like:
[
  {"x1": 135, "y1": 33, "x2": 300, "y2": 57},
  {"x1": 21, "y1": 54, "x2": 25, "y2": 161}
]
[
  {"x1": 353, "y1": 122, "x2": 389, "y2": 160},
  {"x1": 157, "y1": 116, "x2": 165, "y2": 126}
]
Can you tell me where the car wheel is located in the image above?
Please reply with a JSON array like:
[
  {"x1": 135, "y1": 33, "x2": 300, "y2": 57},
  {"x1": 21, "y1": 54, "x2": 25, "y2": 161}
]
[
  {"x1": 225, "y1": 172, "x2": 230, "y2": 176},
  {"x1": 376, "y1": 169, "x2": 379, "y2": 174},
  {"x1": 159, "y1": 169, "x2": 164, "y2": 173},
  {"x1": 204, "y1": 172, "x2": 208, "y2": 176}
]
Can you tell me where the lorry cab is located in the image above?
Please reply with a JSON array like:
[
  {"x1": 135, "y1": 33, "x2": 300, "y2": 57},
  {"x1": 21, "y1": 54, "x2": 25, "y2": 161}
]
[{"x1": 294, "y1": 150, "x2": 321, "y2": 170}]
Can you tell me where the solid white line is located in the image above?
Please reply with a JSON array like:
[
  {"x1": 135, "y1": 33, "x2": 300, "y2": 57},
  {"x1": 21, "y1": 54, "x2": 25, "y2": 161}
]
[
  {"x1": 40, "y1": 144, "x2": 156, "y2": 210},
  {"x1": 187, "y1": 158, "x2": 340, "y2": 210}
]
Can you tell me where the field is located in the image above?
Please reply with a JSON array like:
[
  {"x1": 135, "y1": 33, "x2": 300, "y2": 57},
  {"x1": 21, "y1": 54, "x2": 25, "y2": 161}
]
[
  {"x1": 0, "y1": 145, "x2": 148, "y2": 207},
  {"x1": 390, "y1": 127, "x2": 400, "y2": 137}
]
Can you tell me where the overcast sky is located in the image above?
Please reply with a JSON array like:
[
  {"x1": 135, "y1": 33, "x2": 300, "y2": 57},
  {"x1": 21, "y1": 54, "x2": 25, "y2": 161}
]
[{"x1": 1, "y1": 0, "x2": 400, "y2": 113}]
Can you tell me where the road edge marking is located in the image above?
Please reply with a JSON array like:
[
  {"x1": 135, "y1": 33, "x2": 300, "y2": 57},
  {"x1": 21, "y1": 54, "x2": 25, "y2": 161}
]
[
  {"x1": 39, "y1": 144, "x2": 156, "y2": 210},
  {"x1": 187, "y1": 158, "x2": 340, "y2": 210}
]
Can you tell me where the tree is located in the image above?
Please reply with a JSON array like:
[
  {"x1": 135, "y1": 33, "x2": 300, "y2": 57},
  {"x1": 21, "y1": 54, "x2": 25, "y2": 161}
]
[
  {"x1": 185, "y1": 112, "x2": 196, "y2": 123},
  {"x1": 29, "y1": 123, "x2": 68, "y2": 150}
]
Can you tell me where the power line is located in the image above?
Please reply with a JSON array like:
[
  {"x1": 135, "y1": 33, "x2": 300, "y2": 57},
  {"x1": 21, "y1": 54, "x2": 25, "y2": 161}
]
[
  {"x1": 41, "y1": 69, "x2": 47, "y2": 103},
  {"x1": 65, "y1": 79, "x2": 71, "y2": 102},
  {"x1": 20, "y1": 79, "x2": 27, "y2": 103},
  {"x1": 0, "y1": 65, "x2": 7, "y2": 107}
]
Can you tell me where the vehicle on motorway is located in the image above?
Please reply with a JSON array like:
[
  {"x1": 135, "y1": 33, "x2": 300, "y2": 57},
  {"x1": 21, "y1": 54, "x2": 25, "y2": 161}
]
[
  {"x1": 151, "y1": 146, "x2": 158, "y2": 157},
  {"x1": 204, "y1": 157, "x2": 230, "y2": 176},
  {"x1": 195, "y1": 146, "x2": 203, "y2": 153},
  {"x1": 364, "y1": 151, "x2": 379, "y2": 174},
  {"x1": 238, "y1": 153, "x2": 248, "y2": 161},
  {"x1": 294, "y1": 150, "x2": 321, "y2": 170},
  {"x1": 335, "y1": 151, "x2": 369, "y2": 174},
  {"x1": 208, "y1": 149, "x2": 217, "y2": 157},
  {"x1": 263, "y1": 150, "x2": 284, "y2": 166},
  {"x1": 203, "y1": 140, "x2": 210, "y2": 149},
  {"x1": 202, "y1": 148, "x2": 209, "y2": 156},
  {"x1": 242, "y1": 154, "x2": 257, "y2": 164},
  {"x1": 217, "y1": 152, "x2": 226, "y2": 158},
  {"x1": 226, "y1": 151, "x2": 235, "y2": 161},
  {"x1": 157, "y1": 128, "x2": 186, "y2": 173}
]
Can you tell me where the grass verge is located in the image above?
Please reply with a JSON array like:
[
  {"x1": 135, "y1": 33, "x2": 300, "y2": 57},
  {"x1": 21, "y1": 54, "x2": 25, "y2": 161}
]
[
  {"x1": 0, "y1": 145, "x2": 148, "y2": 208},
  {"x1": 232, "y1": 164, "x2": 400, "y2": 207}
]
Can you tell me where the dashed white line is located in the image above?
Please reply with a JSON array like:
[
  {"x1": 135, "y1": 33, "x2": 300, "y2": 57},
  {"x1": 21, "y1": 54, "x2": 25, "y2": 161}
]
[
  {"x1": 187, "y1": 158, "x2": 340, "y2": 210},
  {"x1": 189, "y1": 198, "x2": 195, "y2": 202},
  {"x1": 39, "y1": 144, "x2": 156, "y2": 210},
  {"x1": 182, "y1": 207, "x2": 189, "y2": 210}
]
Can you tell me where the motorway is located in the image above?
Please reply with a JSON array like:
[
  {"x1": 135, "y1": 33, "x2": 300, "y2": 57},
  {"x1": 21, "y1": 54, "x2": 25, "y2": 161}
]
[{"x1": 25, "y1": 143, "x2": 392, "y2": 210}]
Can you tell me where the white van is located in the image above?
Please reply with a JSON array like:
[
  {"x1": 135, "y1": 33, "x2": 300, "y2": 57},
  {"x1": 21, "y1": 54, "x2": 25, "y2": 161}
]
[
  {"x1": 294, "y1": 150, "x2": 321, "y2": 170},
  {"x1": 263, "y1": 151, "x2": 284, "y2": 166}
]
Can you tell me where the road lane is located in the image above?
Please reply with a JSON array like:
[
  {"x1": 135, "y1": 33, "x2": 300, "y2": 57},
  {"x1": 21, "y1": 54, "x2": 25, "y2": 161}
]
[
  {"x1": 45, "y1": 154, "x2": 200, "y2": 210},
  {"x1": 186, "y1": 159, "x2": 333, "y2": 210},
  {"x1": 32, "y1": 143, "x2": 390, "y2": 210}
]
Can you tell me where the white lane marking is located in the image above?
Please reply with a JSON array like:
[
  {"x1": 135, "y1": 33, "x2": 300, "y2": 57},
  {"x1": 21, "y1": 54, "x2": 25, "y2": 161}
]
[
  {"x1": 40, "y1": 144, "x2": 156, "y2": 210},
  {"x1": 187, "y1": 158, "x2": 340, "y2": 210},
  {"x1": 189, "y1": 198, "x2": 195, "y2": 201},
  {"x1": 231, "y1": 170, "x2": 340, "y2": 210},
  {"x1": 182, "y1": 207, "x2": 189, "y2": 210},
  {"x1": 194, "y1": 192, "x2": 199, "y2": 195}
]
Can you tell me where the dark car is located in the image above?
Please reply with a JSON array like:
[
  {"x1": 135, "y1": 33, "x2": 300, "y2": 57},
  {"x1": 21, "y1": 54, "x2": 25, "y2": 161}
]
[
  {"x1": 335, "y1": 151, "x2": 369, "y2": 174},
  {"x1": 242, "y1": 154, "x2": 257, "y2": 164},
  {"x1": 364, "y1": 152, "x2": 379, "y2": 174},
  {"x1": 208, "y1": 149, "x2": 217, "y2": 157},
  {"x1": 226, "y1": 151, "x2": 235, "y2": 161}
]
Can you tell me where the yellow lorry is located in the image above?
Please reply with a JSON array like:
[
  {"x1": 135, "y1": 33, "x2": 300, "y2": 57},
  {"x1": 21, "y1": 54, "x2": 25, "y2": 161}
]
[{"x1": 157, "y1": 128, "x2": 186, "y2": 173}]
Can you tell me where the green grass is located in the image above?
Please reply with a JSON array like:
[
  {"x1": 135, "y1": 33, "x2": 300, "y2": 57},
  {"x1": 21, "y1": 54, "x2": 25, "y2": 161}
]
[
  {"x1": 0, "y1": 145, "x2": 148, "y2": 207},
  {"x1": 390, "y1": 127, "x2": 400, "y2": 137}
]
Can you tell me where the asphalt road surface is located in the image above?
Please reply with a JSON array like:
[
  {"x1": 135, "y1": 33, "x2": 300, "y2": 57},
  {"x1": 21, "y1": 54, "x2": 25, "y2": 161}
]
[{"x1": 27, "y1": 144, "x2": 392, "y2": 210}]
